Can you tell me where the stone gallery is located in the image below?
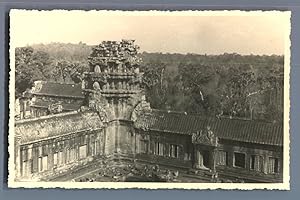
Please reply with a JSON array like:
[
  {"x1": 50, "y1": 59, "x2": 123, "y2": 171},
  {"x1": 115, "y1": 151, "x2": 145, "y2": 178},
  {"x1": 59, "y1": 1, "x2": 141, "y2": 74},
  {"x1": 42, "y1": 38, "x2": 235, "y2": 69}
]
[{"x1": 14, "y1": 40, "x2": 283, "y2": 183}]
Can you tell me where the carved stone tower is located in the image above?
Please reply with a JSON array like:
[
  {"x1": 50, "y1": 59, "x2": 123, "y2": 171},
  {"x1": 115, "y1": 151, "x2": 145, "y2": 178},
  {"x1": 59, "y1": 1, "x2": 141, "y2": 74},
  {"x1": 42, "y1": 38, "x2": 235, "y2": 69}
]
[{"x1": 82, "y1": 40, "x2": 151, "y2": 156}]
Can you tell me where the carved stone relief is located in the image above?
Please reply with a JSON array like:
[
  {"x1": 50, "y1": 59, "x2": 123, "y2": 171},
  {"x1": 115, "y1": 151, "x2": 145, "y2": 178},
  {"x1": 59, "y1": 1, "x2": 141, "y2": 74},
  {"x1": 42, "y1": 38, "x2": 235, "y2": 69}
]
[
  {"x1": 192, "y1": 126, "x2": 218, "y2": 147},
  {"x1": 130, "y1": 95, "x2": 152, "y2": 122},
  {"x1": 88, "y1": 93, "x2": 111, "y2": 123}
]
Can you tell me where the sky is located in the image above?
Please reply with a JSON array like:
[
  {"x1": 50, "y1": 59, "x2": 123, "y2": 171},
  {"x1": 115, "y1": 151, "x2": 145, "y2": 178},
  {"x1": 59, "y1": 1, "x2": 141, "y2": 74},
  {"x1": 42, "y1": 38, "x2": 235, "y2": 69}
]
[{"x1": 10, "y1": 10, "x2": 291, "y2": 55}]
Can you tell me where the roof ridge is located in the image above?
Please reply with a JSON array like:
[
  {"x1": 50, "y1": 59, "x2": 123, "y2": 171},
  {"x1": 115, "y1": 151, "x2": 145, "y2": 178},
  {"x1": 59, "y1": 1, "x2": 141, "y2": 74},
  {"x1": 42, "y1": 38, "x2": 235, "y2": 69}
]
[
  {"x1": 217, "y1": 116, "x2": 283, "y2": 126},
  {"x1": 15, "y1": 111, "x2": 80, "y2": 124},
  {"x1": 148, "y1": 109, "x2": 282, "y2": 126},
  {"x1": 150, "y1": 109, "x2": 205, "y2": 117},
  {"x1": 151, "y1": 109, "x2": 188, "y2": 115},
  {"x1": 41, "y1": 81, "x2": 81, "y2": 85},
  {"x1": 149, "y1": 110, "x2": 231, "y2": 124},
  {"x1": 136, "y1": 110, "x2": 283, "y2": 146}
]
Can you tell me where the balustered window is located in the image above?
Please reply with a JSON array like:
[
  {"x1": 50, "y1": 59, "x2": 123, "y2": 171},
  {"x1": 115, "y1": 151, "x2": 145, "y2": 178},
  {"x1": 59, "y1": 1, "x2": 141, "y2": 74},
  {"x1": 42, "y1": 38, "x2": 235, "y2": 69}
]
[
  {"x1": 21, "y1": 147, "x2": 28, "y2": 176},
  {"x1": 53, "y1": 152, "x2": 58, "y2": 166},
  {"x1": 80, "y1": 135, "x2": 85, "y2": 146},
  {"x1": 140, "y1": 140, "x2": 149, "y2": 154},
  {"x1": 169, "y1": 144, "x2": 179, "y2": 158},
  {"x1": 58, "y1": 150, "x2": 64, "y2": 166},
  {"x1": 154, "y1": 142, "x2": 164, "y2": 156},
  {"x1": 217, "y1": 151, "x2": 228, "y2": 166},
  {"x1": 79, "y1": 145, "x2": 87, "y2": 159},
  {"x1": 90, "y1": 134, "x2": 95, "y2": 156},
  {"x1": 31, "y1": 147, "x2": 38, "y2": 173},
  {"x1": 56, "y1": 141, "x2": 64, "y2": 166},
  {"x1": 268, "y1": 157, "x2": 279, "y2": 174},
  {"x1": 250, "y1": 155, "x2": 264, "y2": 172},
  {"x1": 66, "y1": 138, "x2": 76, "y2": 163},
  {"x1": 234, "y1": 152, "x2": 246, "y2": 168}
]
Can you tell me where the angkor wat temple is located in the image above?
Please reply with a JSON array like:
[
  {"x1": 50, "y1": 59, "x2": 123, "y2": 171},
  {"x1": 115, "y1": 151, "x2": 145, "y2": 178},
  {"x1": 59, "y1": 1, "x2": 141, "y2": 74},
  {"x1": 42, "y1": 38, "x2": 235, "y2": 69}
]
[{"x1": 14, "y1": 40, "x2": 283, "y2": 183}]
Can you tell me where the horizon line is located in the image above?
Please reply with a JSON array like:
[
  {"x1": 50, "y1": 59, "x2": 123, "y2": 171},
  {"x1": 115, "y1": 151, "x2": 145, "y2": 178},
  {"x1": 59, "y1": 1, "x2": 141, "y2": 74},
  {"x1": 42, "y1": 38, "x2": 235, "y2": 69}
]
[{"x1": 16, "y1": 42, "x2": 285, "y2": 57}]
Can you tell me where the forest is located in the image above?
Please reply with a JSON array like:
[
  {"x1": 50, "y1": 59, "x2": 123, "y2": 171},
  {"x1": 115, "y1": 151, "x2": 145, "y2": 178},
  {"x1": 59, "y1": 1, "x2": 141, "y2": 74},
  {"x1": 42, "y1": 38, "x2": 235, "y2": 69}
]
[{"x1": 15, "y1": 42, "x2": 284, "y2": 122}]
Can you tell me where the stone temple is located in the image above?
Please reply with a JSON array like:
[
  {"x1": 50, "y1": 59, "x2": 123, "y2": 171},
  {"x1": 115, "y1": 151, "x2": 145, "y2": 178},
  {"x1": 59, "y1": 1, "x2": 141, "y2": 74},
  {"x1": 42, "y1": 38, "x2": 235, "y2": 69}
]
[{"x1": 14, "y1": 40, "x2": 283, "y2": 183}]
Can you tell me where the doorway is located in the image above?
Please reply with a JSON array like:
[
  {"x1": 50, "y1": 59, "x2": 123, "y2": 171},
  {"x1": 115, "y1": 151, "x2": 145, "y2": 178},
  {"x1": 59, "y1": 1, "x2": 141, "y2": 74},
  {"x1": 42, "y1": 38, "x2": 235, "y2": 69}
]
[{"x1": 197, "y1": 150, "x2": 210, "y2": 169}]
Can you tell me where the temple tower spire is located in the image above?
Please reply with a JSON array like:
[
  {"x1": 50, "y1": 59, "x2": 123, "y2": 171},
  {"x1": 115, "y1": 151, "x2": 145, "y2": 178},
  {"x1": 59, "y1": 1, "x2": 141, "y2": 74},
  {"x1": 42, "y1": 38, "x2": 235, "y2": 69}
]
[
  {"x1": 82, "y1": 39, "x2": 151, "y2": 155},
  {"x1": 83, "y1": 39, "x2": 148, "y2": 120}
]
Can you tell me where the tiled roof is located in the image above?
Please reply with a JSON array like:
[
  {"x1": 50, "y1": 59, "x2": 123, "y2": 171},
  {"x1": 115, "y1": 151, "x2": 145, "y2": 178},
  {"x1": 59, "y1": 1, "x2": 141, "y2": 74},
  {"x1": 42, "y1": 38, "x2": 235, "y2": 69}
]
[
  {"x1": 134, "y1": 110, "x2": 283, "y2": 146},
  {"x1": 31, "y1": 99, "x2": 83, "y2": 111},
  {"x1": 31, "y1": 81, "x2": 84, "y2": 98},
  {"x1": 15, "y1": 111, "x2": 103, "y2": 144}
]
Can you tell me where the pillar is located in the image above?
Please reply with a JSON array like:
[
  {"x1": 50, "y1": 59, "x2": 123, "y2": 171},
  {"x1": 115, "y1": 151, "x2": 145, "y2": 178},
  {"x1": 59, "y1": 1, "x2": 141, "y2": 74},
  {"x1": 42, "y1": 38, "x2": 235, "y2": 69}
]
[
  {"x1": 263, "y1": 154, "x2": 269, "y2": 174},
  {"x1": 48, "y1": 141, "x2": 54, "y2": 171},
  {"x1": 27, "y1": 145, "x2": 33, "y2": 176},
  {"x1": 15, "y1": 141, "x2": 21, "y2": 178},
  {"x1": 102, "y1": 129, "x2": 106, "y2": 155},
  {"x1": 75, "y1": 137, "x2": 79, "y2": 161},
  {"x1": 210, "y1": 148, "x2": 217, "y2": 173},
  {"x1": 194, "y1": 146, "x2": 202, "y2": 169},
  {"x1": 22, "y1": 100, "x2": 27, "y2": 119},
  {"x1": 63, "y1": 141, "x2": 67, "y2": 165},
  {"x1": 87, "y1": 132, "x2": 91, "y2": 157}
]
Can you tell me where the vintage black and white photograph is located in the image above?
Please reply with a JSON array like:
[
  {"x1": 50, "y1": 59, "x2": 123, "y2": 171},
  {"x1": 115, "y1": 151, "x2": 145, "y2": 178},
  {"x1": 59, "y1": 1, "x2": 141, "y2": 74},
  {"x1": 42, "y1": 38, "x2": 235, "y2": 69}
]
[{"x1": 8, "y1": 10, "x2": 290, "y2": 189}]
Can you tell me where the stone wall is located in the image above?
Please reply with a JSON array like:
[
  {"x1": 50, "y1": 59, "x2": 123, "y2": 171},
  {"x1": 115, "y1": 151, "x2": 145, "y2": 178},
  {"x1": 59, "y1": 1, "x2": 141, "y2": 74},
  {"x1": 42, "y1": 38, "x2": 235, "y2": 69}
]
[
  {"x1": 14, "y1": 110, "x2": 106, "y2": 181},
  {"x1": 132, "y1": 129, "x2": 283, "y2": 182},
  {"x1": 215, "y1": 139, "x2": 283, "y2": 182},
  {"x1": 103, "y1": 121, "x2": 116, "y2": 155},
  {"x1": 16, "y1": 128, "x2": 105, "y2": 181},
  {"x1": 15, "y1": 111, "x2": 103, "y2": 145},
  {"x1": 134, "y1": 130, "x2": 193, "y2": 169},
  {"x1": 116, "y1": 120, "x2": 136, "y2": 155}
]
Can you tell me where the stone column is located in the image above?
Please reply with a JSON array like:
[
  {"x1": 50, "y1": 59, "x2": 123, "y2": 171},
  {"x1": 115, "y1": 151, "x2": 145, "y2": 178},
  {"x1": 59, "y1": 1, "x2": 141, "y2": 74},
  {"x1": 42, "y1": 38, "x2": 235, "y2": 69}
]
[
  {"x1": 87, "y1": 132, "x2": 91, "y2": 157},
  {"x1": 22, "y1": 100, "x2": 27, "y2": 119},
  {"x1": 102, "y1": 129, "x2": 106, "y2": 156},
  {"x1": 263, "y1": 154, "x2": 269, "y2": 174},
  {"x1": 131, "y1": 131, "x2": 135, "y2": 154},
  {"x1": 245, "y1": 154, "x2": 250, "y2": 171},
  {"x1": 48, "y1": 142, "x2": 54, "y2": 172},
  {"x1": 15, "y1": 141, "x2": 21, "y2": 178},
  {"x1": 210, "y1": 148, "x2": 217, "y2": 173},
  {"x1": 279, "y1": 153, "x2": 283, "y2": 175},
  {"x1": 63, "y1": 141, "x2": 67, "y2": 164},
  {"x1": 27, "y1": 145, "x2": 33, "y2": 176},
  {"x1": 31, "y1": 147, "x2": 43, "y2": 177},
  {"x1": 194, "y1": 145, "x2": 200, "y2": 169},
  {"x1": 75, "y1": 137, "x2": 79, "y2": 161},
  {"x1": 134, "y1": 131, "x2": 137, "y2": 155}
]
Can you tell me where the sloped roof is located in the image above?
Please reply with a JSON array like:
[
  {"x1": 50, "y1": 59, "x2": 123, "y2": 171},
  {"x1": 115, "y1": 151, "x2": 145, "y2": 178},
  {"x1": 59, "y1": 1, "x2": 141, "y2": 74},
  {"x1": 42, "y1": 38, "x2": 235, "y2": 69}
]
[
  {"x1": 134, "y1": 110, "x2": 283, "y2": 146},
  {"x1": 31, "y1": 81, "x2": 84, "y2": 98},
  {"x1": 31, "y1": 99, "x2": 83, "y2": 111},
  {"x1": 15, "y1": 111, "x2": 103, "y2": 144}
]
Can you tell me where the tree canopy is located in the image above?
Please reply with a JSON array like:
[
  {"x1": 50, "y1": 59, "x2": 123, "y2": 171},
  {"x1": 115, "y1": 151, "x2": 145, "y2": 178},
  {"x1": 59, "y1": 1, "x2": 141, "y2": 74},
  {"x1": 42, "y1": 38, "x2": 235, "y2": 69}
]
[{"x1": 15, "y1": 43, "x2": 284, "y2": 122}]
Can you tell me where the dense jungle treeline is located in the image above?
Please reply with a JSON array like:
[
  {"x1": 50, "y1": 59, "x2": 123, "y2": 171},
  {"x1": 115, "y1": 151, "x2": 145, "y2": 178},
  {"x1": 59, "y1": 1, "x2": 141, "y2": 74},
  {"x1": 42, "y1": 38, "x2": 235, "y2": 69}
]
[{"x1": 15, "y1": 42, "x2": 284, "y2": 122}]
